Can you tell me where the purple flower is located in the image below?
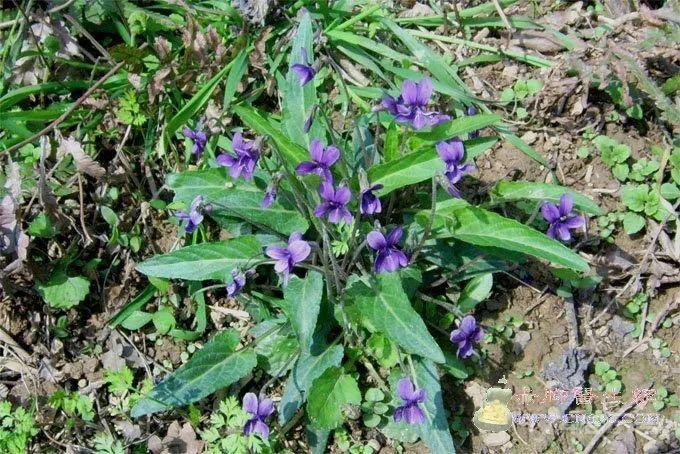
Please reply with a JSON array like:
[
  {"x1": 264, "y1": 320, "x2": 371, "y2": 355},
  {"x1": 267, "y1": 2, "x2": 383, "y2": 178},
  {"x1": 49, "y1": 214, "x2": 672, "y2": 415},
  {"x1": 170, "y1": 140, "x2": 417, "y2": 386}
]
[
  {"x1": 295, "y1": 139, "x2": 339, "y2": 180},
  {"x1": 291, "y1": 49, "x2": 316, "y2": 86},
  {"x1": 393, "y1": 378, "x2": 426, "y2": 425},
  {"x1": 436, "y1": 138, "x2": 474, "y2": 198},
  {"x1": 261, "y1": 187, "x2": 277, "y2": 208},
  {"x1": 303, "y1": 107, "x2": 316, "y2": 133},
  {"x1": 216, "y1": 132, "x2": 260, "y2": 181},
  {"x1": 175, "y1": 195, "x2": 207, "y2": 233},
  {"x1": 265, "y1": 231, "x2": 311, "y2": 284},
  {"x1": 367, "y1": 227, "x2": 409, "y2": 273},
  {"x1": 314, "y1": 181, "x2": 353, "y2": 224},
  {"x1": 227, "y1": 269, "x2": 247, "y2": 298},
  {"x1": 183, "y1": 121, "x2": 207, "y2": 156},
  {"x1": 378, "y1": 78, "x2": 450, "y2": 130},
  {"x1": 466, "y1": 106, "x2": 480, "y2": 139},
  {"x1": 360, "y1": 183, "x2": 383, "y2": 215},
  {"x1": 242, "y1": 393, "x2": 274, "y2": 439},
  {"x1": 541, "y1": 194, "x2": 585, "y2": 242},
  {"x1": 450, "y1": 315, "x2": 484, "y2": 358}
]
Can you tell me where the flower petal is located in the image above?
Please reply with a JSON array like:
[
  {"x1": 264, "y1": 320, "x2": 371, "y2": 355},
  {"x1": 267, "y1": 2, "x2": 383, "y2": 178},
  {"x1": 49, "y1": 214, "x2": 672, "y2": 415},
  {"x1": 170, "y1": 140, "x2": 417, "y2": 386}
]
[
  {"x1": 386, "y1": 226, "x2": 403, "y2": 246},
  {"x1": 243, "y1": 393, "x2": 259, "y2": 415},
  {"x1": 321, "y1": 145, "x2": 340, "y2": 166},
  {"x1": 258, "y1": 398, "x2": 274, "y2": 418},
  {"x1": 415, "y1": 77, "x2": 434, "y2": 106},
  {"x1": 401, "y1": 80, "x2": 419, "y2": 105},
  {"x1": 309, "y1": 139, "x2": 324, "y2": 162},
  {"x1": 366, "y1": 231, "x2": 387, "y2": 250},
  {"x1": 265, "y1": 245, "x2": 288, "y2": 260},
  {"x1": 559, "y1": 193, "x2": 574, "y2": 216},
  {"x1": 288, "y1": 240, "x2": 311, "y2": 263},
  {"x1": 541, "y1": 202, "x2": 560, "y2": 223},
  {"x1": 397, "y1": 377, "x2": 416, "y2": 401}
]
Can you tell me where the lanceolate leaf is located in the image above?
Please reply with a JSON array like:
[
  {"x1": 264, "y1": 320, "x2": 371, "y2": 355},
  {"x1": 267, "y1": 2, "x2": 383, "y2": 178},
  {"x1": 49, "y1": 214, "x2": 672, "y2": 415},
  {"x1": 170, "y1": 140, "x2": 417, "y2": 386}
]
[
  {"x1": 412, "y1": 358, "x2": 456, "y2": 453},
  {"x1": 279, "y1": 344, "x2": 344, "y2": 425},
  {"x1": 131, "y1": 330, "x2": 257, "y2": 417},
  {"x1": 281, "y1": 11, "x2": 321, "y2": 148},
  {"x1": 307, "y1": 366, "x2": 361, "y2": 429},
  {"x1": 345, "y1": 274, "x2": 445, "y2": 363},
  {"x1": 370, "y1": 136, "x2": 497, "y2": 195},
  {"x1": 491, "y1": 181, "x2": 602, "y2": 215},
  {"x1": 233, "y1": 105, "x2": 308, "y2": 166},
  {"x1": 136, "y1": 236, "x2": 262, "y2": 281},
  {"x1": 284, "y1": 271, "x2": 324, "y2": 353},
  {"x1": 413, "y1": 114, "x2": 501, "y2": 143},
  {"x1": 419, "y1": 202, "x2": 589, "y2": 272},
  {"x1": 168, "y1": 168, "x2": 308, "y2": 235},
  {"x1": 457, "y1": 273, "x2": 493, "y2": 312}
]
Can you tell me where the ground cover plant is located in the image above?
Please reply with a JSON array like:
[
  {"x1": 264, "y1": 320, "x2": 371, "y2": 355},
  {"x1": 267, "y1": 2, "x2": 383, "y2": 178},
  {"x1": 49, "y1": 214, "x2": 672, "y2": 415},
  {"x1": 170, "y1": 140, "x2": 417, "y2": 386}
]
[{"x1": 1, "y1": 0, "x2": 679, "y2": 452}]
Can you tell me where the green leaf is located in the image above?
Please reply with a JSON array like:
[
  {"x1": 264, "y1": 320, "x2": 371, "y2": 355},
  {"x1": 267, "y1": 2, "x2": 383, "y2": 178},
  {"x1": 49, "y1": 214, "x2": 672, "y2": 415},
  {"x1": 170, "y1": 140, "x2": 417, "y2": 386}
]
[
  {"x1": 366, "y1": 332, "x2": 399, "y2": 368},
  {"x1": 457, "y1": 273, "x2": 493, "y2": 312},
  {"x1": 279, "y1": 344, "x2": 344, "y2": 425},
  {"x1": 284, "y1": 271, "x2": 324, "y2": 353},
  {"x1": 281, "y1": 11, "x2": 320, "y2": 148},
  {"x1": 369, "y1": 137, "x2": 497, "y2": 195},
  {"x1": 410, "y1": 358, "x2": 456, "y2": 453},
  {"x1": 623, "y1": 212, "x2": 646, "y2": 235},
  {"x1": 384, "y1": 123, "x2": 399, "y2": 162},
  {"x1": 223, "y1": 48, "x2": 249, "y2": 110},
  {"x1": 109, "y1": 284, "x2": 156, "y2": 327},
  {"x1": 131, "y1": 330, "x2": 257, "y2": 417},
  {"x1": 413, "y1": 114, "x2": 501, "y2": 143},
  {"x1": 420, "y1": 202, "x2": 589, "y2": 272},
  {"x1": 491, "y1": 181, "x2": 601, "y2": 215},
  {"x1": 28, "y1": 213, "x2": 57, "y2": 238},
  {"x1": 136, "y1": 236, "x2": 262, "y2": 281},
  {"x1": 37, "y1": 269, "x2": 90, "y2": 310},
  {"x1": 101, "y1": 206, "x2": 118, "y2": 226},
  {"x1": 660, "y1": 183, "x2": 680, "y2": 200},
  {"x1": 345, "y1": 274, "x2": 445, "y2": 363},
  {"x1": 612, "y1": 163, "x2": 630, "y2": 181},
  {"x1": 233, "y1": 105, "x2": 308, "y2": 166},
  {"x1": 594, "y1": 361, "x2": 610, "y2": 375},
  {"x1": 164, "y1": 61, "x2": 232, "y2": 145},
  {"x1": 168, "y1": 168, "x2": 308, "y2": 235},
  {"x1": 620, "y1": 184, "x2": 649, "y2": 212},
  {"x1": 307, "y1": 366, "x2": 361, "y2": 429},
  {"x1": 120, "y1": 310, "x2": 153, "y2": 330},
  {"x1": 152, "y1": 307, "x2": 176, "y2": 334}
]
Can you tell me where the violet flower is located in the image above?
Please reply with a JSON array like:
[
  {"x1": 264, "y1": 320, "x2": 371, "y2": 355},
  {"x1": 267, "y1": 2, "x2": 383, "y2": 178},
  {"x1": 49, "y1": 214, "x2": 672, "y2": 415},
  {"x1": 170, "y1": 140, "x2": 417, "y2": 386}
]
[
  {"x1": 466, "y1": 106, "x2": 480, "y2": 139},
  {"x1": 296, "y1": 139, "x2": 339, "y2": 180},
  {"x1": 227, "y1": 269, "x2": 246, "y2": 298},
  {"x1": 175, "y1": 195, "x2": 208, "y2": 234},
  {"x1": 216, "y1": 132, "x2": 260, "y2": 181},
  {"x1": 436, "y1": 138, "x2": 474, "y2": 198},
  {"x1": 450, "y1": 315, "x2": 484, "y2": 358},
  {"x1": 291, "y1": 49, "x2": 316, "y2": 86},
  {"x1": 378, "y1": 78, "x2": 450, "y2": 130},
  {"x1": 242, "y1": 393, "x2": 274, "y2": 439},
  {"x1": 261, "y1": 187, "x2": 277, "y2": 208},
  {"x1": 183, "y1": 121, "x2": 207, "y2": 156},
  {"x1": 265, "y1": 231, "x2": 311, "y2": 284},
  {"x1": 367, "y1": 227, "x2": 409, "y2": 273},
  {"x1": 393, "y1": 378, "x2": 426, "y2": 425},
  {"x1": 314, "y1": 181, "x2": 353, "y2": 224},
  {"x1": 360, "y1": 183, "x2": 383, "y2": 215},
  {"x1": 541, "y1": 193, "x2": 585, "y2": 242}
]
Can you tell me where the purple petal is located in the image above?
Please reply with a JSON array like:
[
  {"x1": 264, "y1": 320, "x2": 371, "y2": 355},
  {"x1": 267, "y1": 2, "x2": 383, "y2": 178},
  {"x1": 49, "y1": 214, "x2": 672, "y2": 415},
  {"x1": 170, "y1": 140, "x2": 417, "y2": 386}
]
[
  {"x1": 546, "y1": 223, "x2": 558, "y2": 239},
  {"x1": 381, "y1": 95, "x2": 399, "y2": 115},
  {"x1": 216, "y1": 153, "x2": 237, "y2": 167},
  {"x1": 458, "y1": 341, "x2": 474, "y2": 358},
  {"x1": 327, "y1": 207, "x2": 344, "y2": 223},
  {"x1": 459, "y1": 315, "x2": 477, "y2": 335},
  {"x1": 334, "y1": 184, "x2": 352, "y2": 204},
  {"x1": 291, "y1": 64, "x2": 314, "y2": 86},
  {"x1": 289, "y1": 231, "x2": 303, "y2": 243},
  {"x1": 288, "y1": 240, "x2": 311, "y2": 263},
  {"x1": 266, "y1": 245, "x2": 288, "y2": 260},
  {"x1": 397, "y1": 378, "x2": 416, "y2": 401},
  {"x1": 410, "y1": 109, "x2": 428, "y2": 130},
  {"x1": 559, "y1": 193, "x2": 574, "y2": 217},
  {"x1": 319, "y1": 181, "x2": 335, "y2": 201},
  {"x1": 366, "y1": 231, "x2": 387, "y2": 250},
  {"x1": 404, "y1": 405, "x2": 425, "y2": 424},
  {"x1": 296, "y1": 161, "x2": 318, "y2": 175},
  {"x1": 450, "y1": 329, "x2": 466, "y2": 344},
  {"x1": 321, "y1": 146, "x2": 340, "y2": 167},
  {"x1": 258, "y1": 398, "x2": 274, "y2": 417},
  {"x1": 412, "y1": 388, "x2": 426, "y2": 403},
  {"x1": 393, "y1": 406, "x2": 404, "y2": 423},
  {"x1": 556, "y1": 223, "x2": 572, "y2": 242},
  {"x1": 541, "y1": 202, "x2": 560, "y2": 223},
  {"x1": 401, "y1": 80, "x2": 419, "y2": 105},
  {"x1": 243, "y1": 393, "x2": 259, "y2": 415},
  {"x1": 314, "y1": 202, "x2": 330, "y2": 218},
  {"x1": 274, "y1": 259, "x2": 290, "y2": 274},
  {"x1": 189, "y1": 211, "x2": 204, "y2": 226},
  {"x1": 386, "y1": 227, "x2": 403, "y2": 246},
  {"x1": 309, "y1": 139, "x2": 324, "y2": 162},
  {"x1": 563, "y1": 215, "x2": 585, "y2": 229},
  {"x1": 415, "y1": 78, "x2": 434, "y2": 106}
]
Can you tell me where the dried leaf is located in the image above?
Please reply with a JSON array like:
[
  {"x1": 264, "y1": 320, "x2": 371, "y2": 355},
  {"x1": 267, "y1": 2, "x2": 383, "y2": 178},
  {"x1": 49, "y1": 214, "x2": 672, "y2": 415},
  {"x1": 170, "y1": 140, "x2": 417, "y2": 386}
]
[
  {"x1": 4, "y1": 161, "x2": 21, "y2": 200},
  {"x1": 250, "y1": 26, "x2": 272, "y2": 74},
  {"x1": 153, "y1": 36, "x2": 172, "y2": 61},
  {"x1": 338, "y1": 58, "x2": 370, "y2": 86},
  {"x1": 58, "y1": 136, "x2": 105, "y2": 179},
  {"x1": 149, "y1": 421, "x2": 204, "y2": 454},
  {"x1": 510, "y1": 31, "x2": 567, "y2": 54},
  {"x1": 398, "y1": 3, "x2": 434, "y2": 18},
  {"x1": 234, "y1": 0, "x2": 273, "y2": 25}
]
